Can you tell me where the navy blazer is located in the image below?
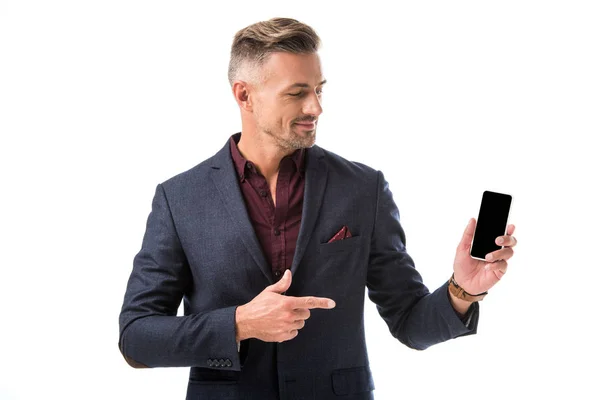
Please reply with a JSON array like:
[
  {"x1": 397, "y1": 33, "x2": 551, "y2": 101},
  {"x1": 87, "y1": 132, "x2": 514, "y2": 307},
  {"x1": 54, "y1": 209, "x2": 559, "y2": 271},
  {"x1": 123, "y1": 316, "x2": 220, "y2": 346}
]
[{"x1": 118, "y1": 136, "x2": 479, "y2": 400}]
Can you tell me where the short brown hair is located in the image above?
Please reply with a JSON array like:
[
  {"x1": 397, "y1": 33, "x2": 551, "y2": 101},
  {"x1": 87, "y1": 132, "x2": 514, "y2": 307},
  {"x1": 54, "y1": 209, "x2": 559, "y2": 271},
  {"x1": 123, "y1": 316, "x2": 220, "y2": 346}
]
[{"x1": 228, "y1": 17, "x2": 321, "y2": 87}]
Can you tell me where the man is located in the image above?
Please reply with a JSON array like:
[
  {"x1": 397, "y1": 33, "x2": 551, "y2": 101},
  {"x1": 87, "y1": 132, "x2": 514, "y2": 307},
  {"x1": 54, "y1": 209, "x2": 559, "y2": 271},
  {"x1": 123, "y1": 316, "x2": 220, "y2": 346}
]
[{"x1": 118, "y1": 17, "x2": 517, "y2": 400}]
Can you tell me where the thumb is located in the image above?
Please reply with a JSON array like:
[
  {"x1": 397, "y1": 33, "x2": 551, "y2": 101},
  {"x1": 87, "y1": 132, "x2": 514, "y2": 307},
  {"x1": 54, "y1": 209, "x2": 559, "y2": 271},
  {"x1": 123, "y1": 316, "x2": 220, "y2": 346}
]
[
  {"x1": 458, "y1": 218, "x2": 476, "y2": 252},
  {"x1": 265, "y1": 269, "x2": 292, "y2": 293}
]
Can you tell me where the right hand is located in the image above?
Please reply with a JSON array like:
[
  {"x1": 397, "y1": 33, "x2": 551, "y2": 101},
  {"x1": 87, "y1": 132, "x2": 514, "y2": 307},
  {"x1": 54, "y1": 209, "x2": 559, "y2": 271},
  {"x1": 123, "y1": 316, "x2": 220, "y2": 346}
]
[{"x1": 235, "y1": 269, "x2": 336, "y2": 343}]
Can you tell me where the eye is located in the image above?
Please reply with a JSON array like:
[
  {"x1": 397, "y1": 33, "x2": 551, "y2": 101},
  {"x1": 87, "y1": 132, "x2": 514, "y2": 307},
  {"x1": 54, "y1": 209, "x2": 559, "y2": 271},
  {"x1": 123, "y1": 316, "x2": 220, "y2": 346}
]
[{"x1": 289, "y1": 89, "x2": 323, "y2": 97}]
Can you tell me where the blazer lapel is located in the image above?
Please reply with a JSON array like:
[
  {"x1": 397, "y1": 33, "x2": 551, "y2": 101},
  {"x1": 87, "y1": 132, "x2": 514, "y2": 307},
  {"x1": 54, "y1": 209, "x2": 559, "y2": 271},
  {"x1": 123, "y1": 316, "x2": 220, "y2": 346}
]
[
  {"x1": 290, "y1": 144, "x2": 327, "y2": 275},
  {"x1": 209, "y1": 139, "x2": 272, "y2": 283},
  {"x1": 209, "y1": 135, "x2": 328, "y2": 283}
]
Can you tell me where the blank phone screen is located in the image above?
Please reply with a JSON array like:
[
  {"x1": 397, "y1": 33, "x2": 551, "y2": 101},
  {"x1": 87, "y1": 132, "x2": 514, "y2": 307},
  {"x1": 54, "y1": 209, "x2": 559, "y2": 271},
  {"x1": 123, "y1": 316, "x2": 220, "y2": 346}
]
[{"x1": 470, "y1": 191, "x2": 512, "y2": 260}]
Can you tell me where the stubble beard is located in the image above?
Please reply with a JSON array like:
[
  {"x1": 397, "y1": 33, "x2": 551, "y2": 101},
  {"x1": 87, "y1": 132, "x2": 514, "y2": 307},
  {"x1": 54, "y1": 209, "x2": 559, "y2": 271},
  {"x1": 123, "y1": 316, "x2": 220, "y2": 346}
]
[{"x1": 262, "y1": 122, "x2": 316, "y2": 151}]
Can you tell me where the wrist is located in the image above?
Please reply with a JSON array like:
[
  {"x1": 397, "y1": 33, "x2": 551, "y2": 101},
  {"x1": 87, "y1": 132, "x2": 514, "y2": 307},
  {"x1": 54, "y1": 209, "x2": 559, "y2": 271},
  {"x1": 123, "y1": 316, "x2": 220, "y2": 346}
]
[
  {"x1": 235, "y1": 305, "x2": 250, "y2": 342},
  {"x1": 448, "y1": 287, "x2": 473, "y2": 316},
  {"x1": 448, "y1": 273, "x2": 488, "y2": 303}
]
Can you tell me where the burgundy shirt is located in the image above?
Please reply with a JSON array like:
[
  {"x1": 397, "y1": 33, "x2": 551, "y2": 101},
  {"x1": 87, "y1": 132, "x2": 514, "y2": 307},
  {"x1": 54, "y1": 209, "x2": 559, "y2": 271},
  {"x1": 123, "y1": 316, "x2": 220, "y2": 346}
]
[{"x1": 229, "y1": 132, "x2": 306, "y2": 282}]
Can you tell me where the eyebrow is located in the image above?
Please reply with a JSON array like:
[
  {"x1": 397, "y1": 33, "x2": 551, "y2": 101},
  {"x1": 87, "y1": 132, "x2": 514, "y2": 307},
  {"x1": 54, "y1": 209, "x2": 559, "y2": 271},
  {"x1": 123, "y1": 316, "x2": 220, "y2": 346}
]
[{"x1": 285, "y1": 79, "x2": 327, "y2": 90}]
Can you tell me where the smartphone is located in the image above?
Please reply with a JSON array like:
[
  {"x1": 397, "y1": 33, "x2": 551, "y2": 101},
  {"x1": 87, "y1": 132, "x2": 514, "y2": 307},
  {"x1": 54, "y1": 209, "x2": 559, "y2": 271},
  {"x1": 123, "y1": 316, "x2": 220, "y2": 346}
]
[{"x1": 470, "y1": 191, "x2": 513, "y2": 261}]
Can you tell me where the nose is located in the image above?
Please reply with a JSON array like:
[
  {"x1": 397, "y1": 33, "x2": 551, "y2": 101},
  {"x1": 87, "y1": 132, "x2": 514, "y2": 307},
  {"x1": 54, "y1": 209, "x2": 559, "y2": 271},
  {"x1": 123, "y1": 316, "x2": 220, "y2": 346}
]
[{"x1": 302, "y1": 92, "x2": 323, "y2": 118}]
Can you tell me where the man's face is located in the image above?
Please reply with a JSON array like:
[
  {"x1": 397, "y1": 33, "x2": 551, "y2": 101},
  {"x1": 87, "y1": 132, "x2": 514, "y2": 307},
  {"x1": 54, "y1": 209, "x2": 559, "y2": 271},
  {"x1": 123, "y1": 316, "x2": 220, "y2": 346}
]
[{"x1": 251, "y1": 52, "x2": 325, "y2": 151}]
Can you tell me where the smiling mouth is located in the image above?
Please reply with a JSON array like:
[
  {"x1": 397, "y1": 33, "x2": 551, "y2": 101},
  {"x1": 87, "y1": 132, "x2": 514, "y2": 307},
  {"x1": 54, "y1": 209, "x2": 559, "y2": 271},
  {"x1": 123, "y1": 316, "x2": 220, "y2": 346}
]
[{"x1": 295, "y1": 121, "x2": 316, "y2": 129}]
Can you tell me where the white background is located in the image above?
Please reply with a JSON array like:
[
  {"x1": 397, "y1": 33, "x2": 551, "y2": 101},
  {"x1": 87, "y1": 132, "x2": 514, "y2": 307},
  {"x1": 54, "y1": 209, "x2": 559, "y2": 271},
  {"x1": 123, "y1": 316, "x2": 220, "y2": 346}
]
[{"x1": 1, "y1": 1, "x2": 599, "y2": 399}]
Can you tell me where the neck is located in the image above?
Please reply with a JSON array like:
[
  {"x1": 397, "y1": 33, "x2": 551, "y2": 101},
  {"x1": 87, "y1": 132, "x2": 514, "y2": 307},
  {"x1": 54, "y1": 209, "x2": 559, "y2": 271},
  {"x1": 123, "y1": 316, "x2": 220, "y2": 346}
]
[{"x1": 237, "y1": 130, "x2": 297, "y2": 182}]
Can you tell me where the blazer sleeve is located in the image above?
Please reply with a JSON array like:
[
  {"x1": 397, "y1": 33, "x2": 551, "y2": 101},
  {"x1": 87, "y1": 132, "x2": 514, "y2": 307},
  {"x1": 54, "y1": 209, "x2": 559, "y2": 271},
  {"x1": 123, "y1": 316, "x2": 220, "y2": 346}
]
[
  {"x1": 366, "y1": 170, "x2": 480, "y2": 351},
  {"x1": 118, "y1": 183, "x2": 243, "y2": 370}
]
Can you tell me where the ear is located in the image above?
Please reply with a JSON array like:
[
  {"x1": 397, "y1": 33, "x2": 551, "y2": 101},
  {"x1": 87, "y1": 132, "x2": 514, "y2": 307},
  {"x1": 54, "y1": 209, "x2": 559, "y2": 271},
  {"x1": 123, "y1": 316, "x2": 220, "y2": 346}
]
[{"x1": 232, "y1": 81, "x2": 253, "y2": 111}]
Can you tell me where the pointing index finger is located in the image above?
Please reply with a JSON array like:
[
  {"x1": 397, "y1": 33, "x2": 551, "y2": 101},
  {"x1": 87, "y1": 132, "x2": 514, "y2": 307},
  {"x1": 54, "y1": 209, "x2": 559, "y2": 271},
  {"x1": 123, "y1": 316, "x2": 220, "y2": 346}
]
[{"x1": 290, "y1": 296, "x2": 336, "y2": 310}]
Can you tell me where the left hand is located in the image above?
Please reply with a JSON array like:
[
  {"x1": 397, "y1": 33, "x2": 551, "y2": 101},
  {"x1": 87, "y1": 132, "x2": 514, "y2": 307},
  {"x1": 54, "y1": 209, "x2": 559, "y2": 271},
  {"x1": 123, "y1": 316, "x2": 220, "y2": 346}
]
[{"x1": 453, "y1": 218, "x2": 517, "y2": 295}]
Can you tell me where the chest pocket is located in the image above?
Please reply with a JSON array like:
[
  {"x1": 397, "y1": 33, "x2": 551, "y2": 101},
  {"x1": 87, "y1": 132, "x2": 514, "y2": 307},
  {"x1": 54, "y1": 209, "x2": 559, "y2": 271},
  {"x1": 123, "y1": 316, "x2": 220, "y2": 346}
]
[{"x1": 318, "y1": 235, "x2": 364, "y2": 256}]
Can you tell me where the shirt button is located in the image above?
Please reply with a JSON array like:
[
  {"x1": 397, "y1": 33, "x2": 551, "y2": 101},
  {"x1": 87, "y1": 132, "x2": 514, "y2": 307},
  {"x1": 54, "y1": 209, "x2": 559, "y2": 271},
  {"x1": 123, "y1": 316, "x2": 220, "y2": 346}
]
[
  {"x1": 274, "y1": 229, "x2": 280, "y2": 236},
  {"x1": 259, "y1": 190, "x2": 267, "y2": 197},
  {"x1": 274, "y1": 271, "x2": 281, "y2": 277}
]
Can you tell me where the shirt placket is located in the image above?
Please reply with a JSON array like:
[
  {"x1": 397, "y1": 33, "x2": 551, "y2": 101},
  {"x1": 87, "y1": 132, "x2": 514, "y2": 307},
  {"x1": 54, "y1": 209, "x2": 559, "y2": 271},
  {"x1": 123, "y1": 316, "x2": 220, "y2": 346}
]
[{"x1": 272, "y1": 168, "x2": 291, "y2": 279}]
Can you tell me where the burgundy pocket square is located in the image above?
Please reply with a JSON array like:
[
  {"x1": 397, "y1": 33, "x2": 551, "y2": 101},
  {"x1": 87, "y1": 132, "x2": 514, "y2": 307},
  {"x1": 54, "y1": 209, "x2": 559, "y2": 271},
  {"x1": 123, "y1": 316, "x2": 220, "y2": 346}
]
[{"x1": 327, "y1": 225, "x2": 353, "y2": 243}]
